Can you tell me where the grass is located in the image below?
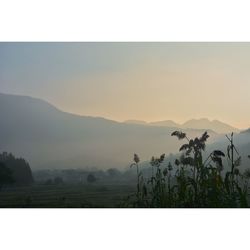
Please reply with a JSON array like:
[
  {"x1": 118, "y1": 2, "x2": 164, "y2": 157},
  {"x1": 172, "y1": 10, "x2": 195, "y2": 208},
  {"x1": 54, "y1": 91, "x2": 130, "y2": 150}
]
[
  {"x1": 0, "y1": 183, "x2": 135, "y2": 208},
  {"x1": 125, "y1": 131, "x2": 250, "y2": 208}
]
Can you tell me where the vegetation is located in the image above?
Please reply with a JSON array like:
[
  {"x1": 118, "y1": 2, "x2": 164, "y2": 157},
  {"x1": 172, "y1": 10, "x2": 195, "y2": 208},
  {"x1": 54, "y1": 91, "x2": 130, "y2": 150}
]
[
  {"x1": 0, "y1": 152, "x2": 33, "y2": 186},
  {"x1": 0, "y1": 183, "x2": 134, "y2": 208},
  {"x1": 1, "y1": 132, "x2": 250, "y2": 208},
  {"x1": 54, "y1": 177, "x2": 64, "y2": 185},
  {"x1": 126, "y1": 131, "x2": 250, "y2": 208},
  {"x1": 0, "y1": 162, "x2": 14, "y2": 190},
  {"x1": 87, "y1": 173, "x2": 97, "y2": 184}
]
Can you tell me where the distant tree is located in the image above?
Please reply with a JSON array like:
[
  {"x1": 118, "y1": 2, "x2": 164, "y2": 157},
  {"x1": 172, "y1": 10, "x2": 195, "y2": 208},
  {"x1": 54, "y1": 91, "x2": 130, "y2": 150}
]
[
  {"x1": 54, "y1": 177, "x2": 64, "y2": 185},
  {"x1": 87, "y1": 173, "x2": 97, "y2": 184},
  {"x1": 0, "y1": 162, "x2": 14, "y2": 190},
  {"x1": 0, "y1": 152, "x2": 33, "y2": 185},
  {"x1": 107, "y1": 168, "x2": 121, "y2": 179}
]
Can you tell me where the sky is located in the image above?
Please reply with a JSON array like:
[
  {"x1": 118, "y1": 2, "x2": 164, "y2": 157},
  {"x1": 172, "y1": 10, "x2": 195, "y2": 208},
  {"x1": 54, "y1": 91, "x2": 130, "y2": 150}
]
[{"x1": 0, "y1": 42, "x2": 250, "y2": 129}]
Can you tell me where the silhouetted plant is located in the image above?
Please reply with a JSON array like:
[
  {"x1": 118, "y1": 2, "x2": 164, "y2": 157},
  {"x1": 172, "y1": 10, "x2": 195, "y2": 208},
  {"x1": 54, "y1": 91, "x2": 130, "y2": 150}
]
[
  {"x1": 128, "y1": 154, "x2": 148, "y2": 207},
  {"x1": 126, "y1": 131, "x2": 249, "y2": 208}
]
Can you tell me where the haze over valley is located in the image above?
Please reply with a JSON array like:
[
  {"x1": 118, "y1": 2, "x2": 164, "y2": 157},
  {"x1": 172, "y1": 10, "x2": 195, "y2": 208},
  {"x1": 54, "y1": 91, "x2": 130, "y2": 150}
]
[{"x1": 0, "y1": 92, "x2": 249, "y2": 171}]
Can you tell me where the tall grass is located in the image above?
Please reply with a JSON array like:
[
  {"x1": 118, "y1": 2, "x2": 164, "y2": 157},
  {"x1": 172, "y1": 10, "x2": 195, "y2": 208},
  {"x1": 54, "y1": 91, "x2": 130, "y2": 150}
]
[{"x1": 125, "y1": 131, "x2": 250, "y2": 208}]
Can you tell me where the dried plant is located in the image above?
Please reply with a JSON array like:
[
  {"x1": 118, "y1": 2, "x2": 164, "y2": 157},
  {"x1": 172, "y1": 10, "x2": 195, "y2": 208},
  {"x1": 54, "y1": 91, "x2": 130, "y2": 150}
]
[{"x1": 126, "y1": 131, "x2": 250, "y2": 208}]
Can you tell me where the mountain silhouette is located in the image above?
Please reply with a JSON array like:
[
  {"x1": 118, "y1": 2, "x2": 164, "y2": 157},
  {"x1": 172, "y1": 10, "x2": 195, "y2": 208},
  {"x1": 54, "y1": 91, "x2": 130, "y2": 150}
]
[
  {"x1": 124, "y1": 120, "x2": 148, "y2": 125},
  {"x1": 150, "y1": 120, "x2": 180, "y2": 128},
  {"x1": 0, "y1": 93, "x2": 231, "y2": 170},
  {"x1": 124, "y1": 118, "x2": 239, "y2": 134},
  {"x1": 182, "y1": 118, "x2": 239, "y2": 134}
]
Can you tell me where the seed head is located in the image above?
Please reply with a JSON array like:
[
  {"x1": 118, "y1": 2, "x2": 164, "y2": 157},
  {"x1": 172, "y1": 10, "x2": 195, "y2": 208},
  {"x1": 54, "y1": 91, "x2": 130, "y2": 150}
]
[{"x1": 134, "y1": 154, "x2": 140, "y2": 164}]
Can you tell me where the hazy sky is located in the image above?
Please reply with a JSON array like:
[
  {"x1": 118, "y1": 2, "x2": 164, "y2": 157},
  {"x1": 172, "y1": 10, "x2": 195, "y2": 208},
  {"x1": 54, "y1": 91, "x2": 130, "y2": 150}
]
[{"x1": 0, "y1": 42, "x2": 250, "y2": 129}]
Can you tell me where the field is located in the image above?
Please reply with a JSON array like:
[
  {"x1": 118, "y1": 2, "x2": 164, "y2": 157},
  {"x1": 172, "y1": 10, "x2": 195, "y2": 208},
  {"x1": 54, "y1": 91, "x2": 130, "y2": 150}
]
[{"x1": 0, "y1": 183, "x2": 135, "y2": 208}]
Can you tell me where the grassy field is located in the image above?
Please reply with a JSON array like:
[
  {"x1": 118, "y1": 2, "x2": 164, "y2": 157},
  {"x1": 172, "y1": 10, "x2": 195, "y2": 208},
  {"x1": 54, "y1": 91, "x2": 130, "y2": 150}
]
[{"x1": 0, "y1": 183, "x2": 135, "y2": 208}]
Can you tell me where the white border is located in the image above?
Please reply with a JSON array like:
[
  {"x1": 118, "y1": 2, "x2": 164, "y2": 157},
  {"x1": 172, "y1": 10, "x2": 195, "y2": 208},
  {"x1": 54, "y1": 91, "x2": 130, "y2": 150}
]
[
  {"x1": 1, "y1": 0, "x2": 250, "y2": 41},
  {"x1": 1, "y1": 0, "x2": 250, "y2": 249},
  {"x1": 0, "y1": 209, "x2": 250, "y2": 250}
]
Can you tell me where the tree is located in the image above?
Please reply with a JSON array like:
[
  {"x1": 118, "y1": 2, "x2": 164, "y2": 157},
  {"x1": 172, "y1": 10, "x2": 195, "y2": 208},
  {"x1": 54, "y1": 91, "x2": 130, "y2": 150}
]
[
  {"x1": 87, "y1": 174, "x2": 96, "y2": 184},
  {"x1": 0, "y1": 162, "x2": 14, "y2": 190},
  {"x1": 0, "y1": 152, "x2": 33, "y2": 185},
  {"x1": 106, "y1": 168, "x2": 121, "y2": 179}
]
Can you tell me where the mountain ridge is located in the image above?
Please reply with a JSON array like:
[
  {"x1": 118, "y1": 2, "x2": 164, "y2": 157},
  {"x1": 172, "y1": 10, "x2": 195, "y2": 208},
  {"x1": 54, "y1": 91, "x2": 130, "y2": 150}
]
[
  {"x1": 124, "y1": 118, "x2": 239, "y2": 134},
  {"x1": 0, "y1": 93, "x2": 241, "y2": 170}
]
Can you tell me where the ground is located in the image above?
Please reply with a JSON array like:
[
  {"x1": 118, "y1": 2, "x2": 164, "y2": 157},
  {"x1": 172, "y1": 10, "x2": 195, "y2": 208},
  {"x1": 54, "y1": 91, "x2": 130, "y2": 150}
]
[{"x1": 0, "y1": 183, "x2": 135, "y2": 208}]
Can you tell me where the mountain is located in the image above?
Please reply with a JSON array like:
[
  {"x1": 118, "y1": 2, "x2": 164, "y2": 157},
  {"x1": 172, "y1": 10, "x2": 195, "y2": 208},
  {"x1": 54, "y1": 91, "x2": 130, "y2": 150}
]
[
  {"x1": 0, "y1": 93, "x2": 221, "y2": 170},
  {"x1": 242, "y1": 128, "x2": 250, "y2": 134},
  {"x1": 124, "y1": 120, "x2": 148, "y2": 125},
  {"x1": 182, "y1": 118, "x2": 240, "y2": 134},
  {"x1": 150, "y1": 120, "x2": 179, "y2": 128},
  {"x1": 124, "y1": 118, "x2": 239, "y2": 134}
]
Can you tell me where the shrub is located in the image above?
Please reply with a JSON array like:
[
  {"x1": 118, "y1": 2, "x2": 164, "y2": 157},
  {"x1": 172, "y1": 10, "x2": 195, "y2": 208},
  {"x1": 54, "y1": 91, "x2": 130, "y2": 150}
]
[{"x1": 87, "y1": 174, "x2": 97, "y2": 184}]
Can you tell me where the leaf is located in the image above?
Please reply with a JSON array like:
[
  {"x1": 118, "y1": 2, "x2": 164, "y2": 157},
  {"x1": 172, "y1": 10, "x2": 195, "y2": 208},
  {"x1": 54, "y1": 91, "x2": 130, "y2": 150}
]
[
  {"x1": 179, "y1": 144, "x2": 190, "y2": 152},
  {"x1": 163, "y1": 168, "x2": 168, "y2": 176},
  {"x1": 189, "y1": 139, "x2": 194, "y2": 147},
  {"x1": 175, "y1": 159, "x2": 180, "y2": 166},
  {"x1": 150, "y1": 156, "x2": 155, "y2": 166},
  {"x1": 199, "y1": 131, "x2": 209, "y2": 143},
  {"x1": 213, "y1": 150, "x2": 225, "y2": 157},
  {"x1": 171, "y1": 131, "x2": 186, "y2": 140},
  {"x1": 159, "y1": 154, "x2": 165, "y2": 163},
  {"x1": 180, "y1": 156, "x2": 194, "y2": 166}
]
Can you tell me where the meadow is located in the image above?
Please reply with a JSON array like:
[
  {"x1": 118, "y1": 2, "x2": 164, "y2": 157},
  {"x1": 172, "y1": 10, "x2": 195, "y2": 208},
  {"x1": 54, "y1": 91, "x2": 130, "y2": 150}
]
[{"x1": 0, "y1": 183, "x2": 135, "y2": 208}]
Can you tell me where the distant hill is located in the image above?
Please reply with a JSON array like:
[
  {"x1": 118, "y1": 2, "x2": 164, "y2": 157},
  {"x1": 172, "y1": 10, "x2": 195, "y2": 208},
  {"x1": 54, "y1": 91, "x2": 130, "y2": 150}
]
[
  {"x1": 242, "y1": 128, "x2": 250, "y2": 134},
  {"x1": 0, "y1": 93, "x2": 221, "y2": 170},
  {"x1": 125, "y1": 120, "x2": 179, "y2": 127},
  {"x1": 126, "y1": 118, "x2": 239, "y2": 134},
  {"x1": 182, "y1": 118, "x2": 240, "y2": 134},
  {"x1": 150, "y1": 120, "x2": 179, "y2": 128},
  {"x1": 124, "y1": 120, "x2": 148, "y2": 125}
]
